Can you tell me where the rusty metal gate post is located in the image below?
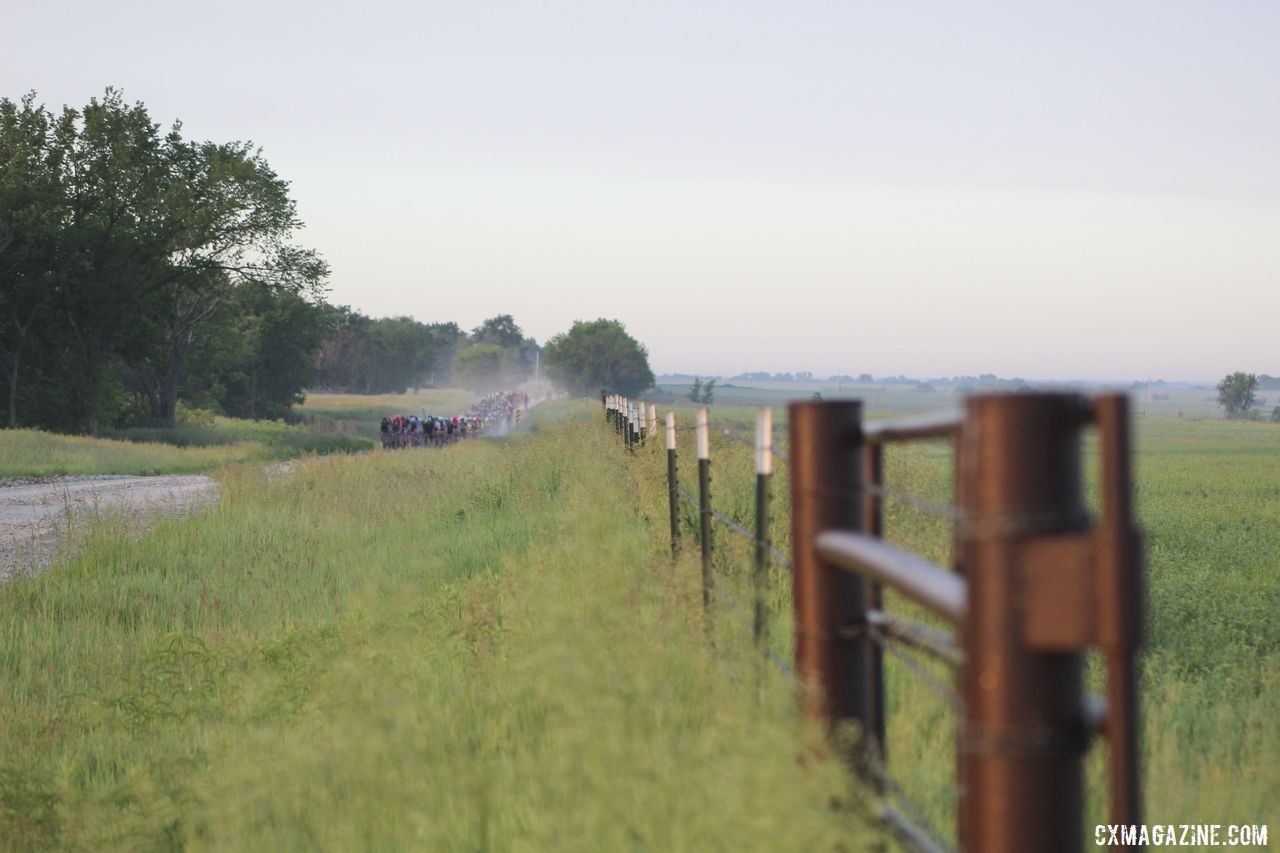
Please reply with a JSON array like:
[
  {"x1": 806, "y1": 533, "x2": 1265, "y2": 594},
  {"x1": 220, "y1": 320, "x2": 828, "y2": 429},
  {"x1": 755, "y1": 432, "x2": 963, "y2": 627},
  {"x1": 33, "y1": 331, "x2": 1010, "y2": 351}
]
[
  {"x1": 788, "y1": 400, "x2": 873, "y2": 760},
  {"x1": 666, "y1": 411, "x2": 680, "y2": 555},
  {"x1": 957, "y1": 393, "x2": 1090, "y2": 853}
]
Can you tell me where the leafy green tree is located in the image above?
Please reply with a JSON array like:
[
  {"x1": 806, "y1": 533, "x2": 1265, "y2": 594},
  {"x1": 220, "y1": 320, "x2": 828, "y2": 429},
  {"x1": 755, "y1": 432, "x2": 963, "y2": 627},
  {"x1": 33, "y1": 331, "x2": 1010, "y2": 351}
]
[
  {"x1": 687, "y1": 377, "x2": 702, "y2": 403},
  {"x1": 453, "y1": 344, "x2": 506, "y2": 392},
  {"x1": 701, "y1": 378, "x2": 716, "y2": 405},
  {"x1": 1217, "y1": 372, "x2": 1258, "y2": 419},
  {"x1": 132, "y1": 131, "x2": 327, "y2": 427},
  {"x1": 0, "y1": 89, "x2": 327, "y2": 432},
  {"x1": 0, "y1": 93, "x2": 62, "y2": 427},
  {"x1": 543, "y1": 319, "x2": 654, "y2": 397},
  {"x1": 206, "y1": 283, "x2": 325, "y2": 420},
  {"x1": 471, "y1": 314, "x2": 525, "y2": 349},
  {"x1": 47, "y1": 91, "x2": 175, "y2": 435}
]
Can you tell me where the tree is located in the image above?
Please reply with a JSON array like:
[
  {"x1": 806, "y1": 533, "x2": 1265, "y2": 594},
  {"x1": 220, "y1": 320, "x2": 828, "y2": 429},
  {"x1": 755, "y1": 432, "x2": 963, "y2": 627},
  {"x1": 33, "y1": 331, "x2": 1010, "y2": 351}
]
[
  {"x1": 701, "y1": 378, "x2": 716, "y2": 405},
  {"x1": 471, "y1": 314, "x2": 525, "y2": 349},
  {"x1": 453, "y1": 343, "x2": 506, "y2": 391},
  {"x1": 132, "y1": 132, "x2": 328, "y2": 426},
  {"x1": 543, "y1": 318, "x2": 654, "y2": 397},
  {"x1": 0, "y1": 89, "x2": 327, "y2": 433},
  {"x1": 0, "y1": 93, "x2": 62, "y2": 427},
  {"x1": 687, "y1": 377, "x2": 703, "y2": 403},
  {"x1": 1217, "y1": 372, "x2": 1258, "y2": 418}
]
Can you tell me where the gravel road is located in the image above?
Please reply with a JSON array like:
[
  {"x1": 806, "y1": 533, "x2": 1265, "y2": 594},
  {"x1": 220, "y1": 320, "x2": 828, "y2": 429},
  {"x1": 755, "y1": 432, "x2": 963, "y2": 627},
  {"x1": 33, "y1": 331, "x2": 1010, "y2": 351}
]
[{"x1": 0, "y1": 474, "x2": 217, "y2": 582}]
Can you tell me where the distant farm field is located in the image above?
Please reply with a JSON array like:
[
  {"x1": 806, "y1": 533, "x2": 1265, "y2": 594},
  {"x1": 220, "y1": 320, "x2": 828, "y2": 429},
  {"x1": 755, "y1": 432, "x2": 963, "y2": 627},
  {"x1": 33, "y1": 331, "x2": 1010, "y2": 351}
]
[{"x1": 1, "y1": 397, "x2": 1275, "y2": 848}]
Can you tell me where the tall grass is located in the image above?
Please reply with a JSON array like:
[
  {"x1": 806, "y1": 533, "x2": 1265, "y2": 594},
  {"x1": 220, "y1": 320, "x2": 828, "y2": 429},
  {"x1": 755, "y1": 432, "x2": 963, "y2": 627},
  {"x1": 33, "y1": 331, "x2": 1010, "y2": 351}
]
[
  {"x1": 4, "y1": 399, "x2": 1272, "y2": 849},
  {"x1": 0, "y1": 429, "x2": 267, "y2": 478},
  {"x1": 0, "y1": 403, "x2": 879, "y2": 850}
]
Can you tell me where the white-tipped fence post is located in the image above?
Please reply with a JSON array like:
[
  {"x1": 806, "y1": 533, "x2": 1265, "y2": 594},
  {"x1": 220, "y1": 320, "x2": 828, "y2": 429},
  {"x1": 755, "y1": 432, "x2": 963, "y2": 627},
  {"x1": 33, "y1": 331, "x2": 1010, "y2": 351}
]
[
  {"x1": 648, "y1": 403, "x2": 658, "y2": 438},
  {"x1": 754, "y1": 407, "x2": 773, "y2": 650},
  {"x1": 666, "y1": 411, "x2": 679, "y2": 554},
  {"x1": 696, "y1": 407, "x2": 713, "y2": 611}
]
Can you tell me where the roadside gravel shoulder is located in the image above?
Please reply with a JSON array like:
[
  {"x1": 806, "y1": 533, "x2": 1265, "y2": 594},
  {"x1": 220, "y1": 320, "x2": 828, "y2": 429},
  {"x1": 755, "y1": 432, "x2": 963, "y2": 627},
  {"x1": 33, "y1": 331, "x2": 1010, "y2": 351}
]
[{"x1": 0, "y1": 473, "x2": 219, "y2": 582}]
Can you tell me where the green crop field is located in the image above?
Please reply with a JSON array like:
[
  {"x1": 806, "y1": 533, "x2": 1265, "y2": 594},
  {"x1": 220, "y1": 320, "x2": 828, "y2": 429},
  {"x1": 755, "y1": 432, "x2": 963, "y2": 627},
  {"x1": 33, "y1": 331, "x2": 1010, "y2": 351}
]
[{"x1": 1, "y1": 395, "x2": 1275, "y2": 849}]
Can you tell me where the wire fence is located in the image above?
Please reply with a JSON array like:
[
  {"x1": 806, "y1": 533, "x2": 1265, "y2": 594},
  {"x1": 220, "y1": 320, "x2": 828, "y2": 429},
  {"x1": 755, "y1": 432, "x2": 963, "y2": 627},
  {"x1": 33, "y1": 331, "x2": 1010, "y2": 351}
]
[{"x1": 600, "y1": 392, "x2": 1145, "y2": 853}]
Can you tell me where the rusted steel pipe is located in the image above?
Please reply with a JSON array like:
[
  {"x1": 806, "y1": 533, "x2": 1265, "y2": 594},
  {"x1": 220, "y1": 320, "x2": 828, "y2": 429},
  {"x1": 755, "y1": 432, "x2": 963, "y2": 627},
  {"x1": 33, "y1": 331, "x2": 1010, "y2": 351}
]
[
  {"x1": 788, "y1": 401, "x2": 873, "y2": 754},
  {"x1": 815, "y1": 532, "x2": 967, "y2": 624},
  {"x1": 957, "y1": 393, "x2": 1090, "y2": 853},
  {"x1": 863, "y1": 412, "x2": 962, "y2": 443}
]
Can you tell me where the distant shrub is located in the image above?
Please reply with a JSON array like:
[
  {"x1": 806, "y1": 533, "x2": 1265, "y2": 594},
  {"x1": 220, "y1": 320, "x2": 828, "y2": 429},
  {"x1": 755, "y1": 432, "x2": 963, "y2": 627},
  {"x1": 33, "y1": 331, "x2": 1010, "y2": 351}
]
[{"x1": 176, "y1": 402, "x2": 217, "y2": 428}]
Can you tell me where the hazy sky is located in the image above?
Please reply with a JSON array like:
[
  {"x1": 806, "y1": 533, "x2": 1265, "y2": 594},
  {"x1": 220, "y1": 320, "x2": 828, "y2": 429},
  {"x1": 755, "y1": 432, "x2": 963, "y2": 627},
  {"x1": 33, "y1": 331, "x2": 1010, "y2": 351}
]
[{"x1": 6, "y1": 1, "x2": 1278, "y2": 381}]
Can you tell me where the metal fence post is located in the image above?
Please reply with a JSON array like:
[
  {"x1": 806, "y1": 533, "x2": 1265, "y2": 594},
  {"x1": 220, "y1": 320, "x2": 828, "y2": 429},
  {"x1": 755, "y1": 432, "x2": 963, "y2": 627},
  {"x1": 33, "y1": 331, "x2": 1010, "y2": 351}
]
[
  {"x1": 753, "y1": 407, "x2": 773, "y2": 652},
  {"x1": 957, "y1": 393, "x2": 1089, "y2": 853},
  {"x1": 666, "y1": 411, "x2": 680, "y2": 554},
  {"x1": 788, "y1": 400, "x2": 871, "y2": 758},
  {"x1": 861, "y1": 440, "x2": 887, "y2": 759},
  {"x1": 696, "y1": 407, "x2": 713, "y2": 611}
]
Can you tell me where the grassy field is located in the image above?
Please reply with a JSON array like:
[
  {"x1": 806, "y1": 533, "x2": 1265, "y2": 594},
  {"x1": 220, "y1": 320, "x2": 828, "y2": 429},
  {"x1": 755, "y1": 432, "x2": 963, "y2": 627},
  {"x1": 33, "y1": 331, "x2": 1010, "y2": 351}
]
[
  {"x1": 0, "y1": 389, "x2": 484, "y2": 478},
  {"x1": 0, "y1": 402, "x2": 876, "y2": 850},
  {"x1": 0, "y1": 428, "x2": 270, "y2": 479},
  {"x1": 1, "y1": 393, "x2": 1274, "y2": 849}
]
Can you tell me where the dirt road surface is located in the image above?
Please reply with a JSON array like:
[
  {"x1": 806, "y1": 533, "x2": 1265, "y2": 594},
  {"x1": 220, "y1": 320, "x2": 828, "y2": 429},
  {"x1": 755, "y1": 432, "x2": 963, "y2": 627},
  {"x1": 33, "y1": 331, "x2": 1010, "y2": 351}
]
[{"x1": 0, "y1": 475, "x2": 217, "y2": 582}]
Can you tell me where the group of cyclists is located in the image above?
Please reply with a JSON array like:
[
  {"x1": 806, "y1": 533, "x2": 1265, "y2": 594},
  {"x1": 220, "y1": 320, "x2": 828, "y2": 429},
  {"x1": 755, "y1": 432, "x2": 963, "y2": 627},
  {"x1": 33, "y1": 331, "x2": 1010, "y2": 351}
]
[{"x1": 378, "y1": 390, "x2": 531, "y2": 450}]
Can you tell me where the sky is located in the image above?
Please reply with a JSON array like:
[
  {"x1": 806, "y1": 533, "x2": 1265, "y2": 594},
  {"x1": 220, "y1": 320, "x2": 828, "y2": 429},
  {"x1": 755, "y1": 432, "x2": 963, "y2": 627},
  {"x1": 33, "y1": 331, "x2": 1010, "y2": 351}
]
[{"x1": 5, "y1": 1, "x2": 1278, "y2": 382}]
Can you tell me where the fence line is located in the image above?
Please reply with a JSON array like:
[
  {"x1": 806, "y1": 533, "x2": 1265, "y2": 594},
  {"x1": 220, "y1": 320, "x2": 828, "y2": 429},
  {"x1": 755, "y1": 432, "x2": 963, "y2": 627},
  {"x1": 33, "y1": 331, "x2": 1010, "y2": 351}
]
[{"x1": 601, "y1": 391, "x2": 1144, "y2": 853}]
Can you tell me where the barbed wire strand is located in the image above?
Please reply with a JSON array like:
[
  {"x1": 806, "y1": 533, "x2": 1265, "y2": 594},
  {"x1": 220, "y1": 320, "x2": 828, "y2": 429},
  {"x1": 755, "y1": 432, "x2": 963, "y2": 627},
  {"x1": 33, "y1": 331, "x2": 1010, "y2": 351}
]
[{"x1": 675, "y1": 485, "x2": 795, "y2": 570}]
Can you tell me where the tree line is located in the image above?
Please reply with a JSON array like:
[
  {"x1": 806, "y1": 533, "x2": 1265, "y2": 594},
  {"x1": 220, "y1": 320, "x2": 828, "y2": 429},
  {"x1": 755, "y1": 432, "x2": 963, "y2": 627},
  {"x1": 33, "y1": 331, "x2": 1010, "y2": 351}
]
[
  {"x1": 1, "y1": 90, "x2": 656, "y2": 435},
  {"x1": 314, "y1": 311, "x2": 541, "y2": 395},
  {"x1": 0, "y1": 90, "x2": 327, "y2": 434}
]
